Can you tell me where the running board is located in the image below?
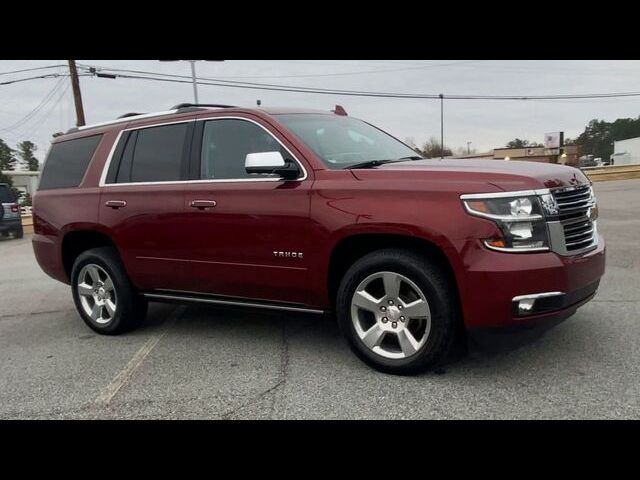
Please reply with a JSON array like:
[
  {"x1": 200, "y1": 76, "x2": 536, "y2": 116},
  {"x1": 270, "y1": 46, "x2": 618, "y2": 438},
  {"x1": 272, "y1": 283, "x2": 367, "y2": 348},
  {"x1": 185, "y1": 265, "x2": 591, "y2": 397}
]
[{"x1": 142, "y1": 292, "x2": 326, "y2": 315}]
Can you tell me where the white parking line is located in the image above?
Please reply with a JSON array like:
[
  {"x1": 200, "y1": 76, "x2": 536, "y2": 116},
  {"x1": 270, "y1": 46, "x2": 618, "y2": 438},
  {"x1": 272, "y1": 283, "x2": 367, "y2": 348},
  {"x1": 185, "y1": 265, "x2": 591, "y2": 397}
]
[{"x1": 94, "y1": 306, "x2": 185, "y2": 407}]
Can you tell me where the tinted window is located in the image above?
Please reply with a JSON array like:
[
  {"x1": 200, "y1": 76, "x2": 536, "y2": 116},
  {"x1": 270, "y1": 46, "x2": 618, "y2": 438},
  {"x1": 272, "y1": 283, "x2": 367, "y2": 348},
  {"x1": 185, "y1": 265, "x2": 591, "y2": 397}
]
[
  {"x1": 112, "y1": 131, "x2": 137, "y2": 184},
  {"x1": 39, "y1": 134, "x2": 102, "y2": 189},
  {"x1": 200, "y1": 119, "x2": 288, "y2": 179},
  {"x1": 0, "y1": 185, "x2": 14, "y2": 203},
  {"x1": 275, "y1": 114, "x2": 419, "y2": 169},
  {"x1": 129, "y1": 123, "x2": 188, "y2": 183}
]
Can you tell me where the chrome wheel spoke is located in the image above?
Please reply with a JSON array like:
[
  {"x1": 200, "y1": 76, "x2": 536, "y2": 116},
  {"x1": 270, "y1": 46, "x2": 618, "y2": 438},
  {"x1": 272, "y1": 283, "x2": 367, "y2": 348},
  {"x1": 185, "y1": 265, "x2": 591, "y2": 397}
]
[
  {"x1": 360, "y1": 324, "x2": 385, "y2": 349},
  {"x1": 397, "y1": 329, "x2": 420, "y2": 357},
  {"x1": 401, "y1": 299, "x2": 430, "y2": 319},
  {"x1": 77, "y1": 283, "x2": 94, "y2": 297},
  {"x1": 103, "y1": 276, "x2": 114, "y2": 293},
  {"x1": 105, "y1": 299, "x2": 116, "y2": 317},
  {"x1": 353, "y1": 290, "x2": 381, "y2": 313},
  {"x1": 382, "y1": 272, "x2": 401, "y2": 299},
  {"x1": 87, "y1": 265, "x2": 101, "y2": 285},
  {"x1": 90, "y1": 304, "x2": 102, "y2": 321}
]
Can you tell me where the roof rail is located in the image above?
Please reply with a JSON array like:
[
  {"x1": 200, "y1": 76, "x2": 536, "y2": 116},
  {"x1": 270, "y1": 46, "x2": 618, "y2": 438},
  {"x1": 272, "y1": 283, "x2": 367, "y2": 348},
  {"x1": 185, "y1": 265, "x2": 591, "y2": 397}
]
[
  {"x1": 64, "y1": 110, "x2": 181, "y2": 134},
  {"x1": 63, "y1": 104, "x2": 238, "y2": 135},
  {"x1": 171, "y1": 103, "x2": 237, "y2": 110},
  {"x1": 118, "y1": 112, "x2": 146, "y2": 119}
]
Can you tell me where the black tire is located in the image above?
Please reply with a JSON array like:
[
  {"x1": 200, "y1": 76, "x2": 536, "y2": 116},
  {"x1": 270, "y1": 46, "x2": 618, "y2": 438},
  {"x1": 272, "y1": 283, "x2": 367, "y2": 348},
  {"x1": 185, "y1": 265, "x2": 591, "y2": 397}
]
[
  {"x1": 13, "y1": 226, "x2": 23, "y2": 239},
  {"x1": 70, "y1": 247, "x2": 148, "y2": 335},
  {"x1": 336, "y1": 248, "x2": 458, "y2": 375}
]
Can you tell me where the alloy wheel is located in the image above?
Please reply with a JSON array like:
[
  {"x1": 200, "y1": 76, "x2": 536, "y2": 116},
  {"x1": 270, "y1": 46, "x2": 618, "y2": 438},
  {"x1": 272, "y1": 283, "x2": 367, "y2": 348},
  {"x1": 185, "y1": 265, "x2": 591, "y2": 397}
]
[
  {"x1": 350, "y1": 271, "x2": 431, "y2": 359},
  {"x1": 77, "y1": 264, "x2": 117, "y2": 325}
]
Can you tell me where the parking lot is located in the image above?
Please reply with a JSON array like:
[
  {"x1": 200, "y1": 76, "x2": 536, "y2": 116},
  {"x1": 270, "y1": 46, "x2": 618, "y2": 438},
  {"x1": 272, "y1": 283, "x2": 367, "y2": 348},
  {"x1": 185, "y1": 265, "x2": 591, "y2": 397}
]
[{"x1": 1, "y1": 179, "x2": 638, "y2": 419}]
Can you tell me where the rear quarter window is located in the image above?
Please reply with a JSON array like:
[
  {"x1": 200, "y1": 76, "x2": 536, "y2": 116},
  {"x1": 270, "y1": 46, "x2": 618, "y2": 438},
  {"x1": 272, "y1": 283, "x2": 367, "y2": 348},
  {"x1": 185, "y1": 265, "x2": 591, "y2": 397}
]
[{"x1": 39, "y1": 134, "x2": 103, "y2": 190}]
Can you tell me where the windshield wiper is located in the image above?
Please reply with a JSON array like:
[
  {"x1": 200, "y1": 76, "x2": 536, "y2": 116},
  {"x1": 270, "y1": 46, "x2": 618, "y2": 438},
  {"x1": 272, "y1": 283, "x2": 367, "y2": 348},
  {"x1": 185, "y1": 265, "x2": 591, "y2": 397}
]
[{"x1": 344, "y1": 156, "x2": 423, "y2": 170}]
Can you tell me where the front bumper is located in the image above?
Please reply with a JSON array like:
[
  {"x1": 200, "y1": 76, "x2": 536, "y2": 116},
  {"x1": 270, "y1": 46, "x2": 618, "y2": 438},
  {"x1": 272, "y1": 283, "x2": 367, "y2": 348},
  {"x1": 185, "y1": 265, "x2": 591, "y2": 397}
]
[{"x1": 457, "y1": 234, "x2": 606, "y2": 328}]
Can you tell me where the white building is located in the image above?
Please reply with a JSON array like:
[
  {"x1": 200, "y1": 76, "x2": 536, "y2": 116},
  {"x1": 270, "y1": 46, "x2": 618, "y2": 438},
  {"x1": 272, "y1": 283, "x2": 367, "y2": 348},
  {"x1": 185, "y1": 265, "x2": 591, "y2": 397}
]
[
  {"x1": 1, "y1": 170, "x2": 40, "y2": 200},
  {"x1": 612, "y1": 137, "x2": 640, "y2": 165}
]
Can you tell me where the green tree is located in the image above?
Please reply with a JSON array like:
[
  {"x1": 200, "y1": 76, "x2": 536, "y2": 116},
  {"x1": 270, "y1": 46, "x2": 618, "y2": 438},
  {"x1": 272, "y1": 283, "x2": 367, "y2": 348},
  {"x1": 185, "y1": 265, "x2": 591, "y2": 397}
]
[
  {"x1": 21, "y1": 192, "x2": 32, "y2": 206},
  {"x1": 419, "y1": 137, "x2": 453, "y2": 158},
  {"x1": 17, "y1": 141, "x2": 39, "y2": 171},
  {"x1": 0, "y1": 138, "x2": 18, "y2": 171},
  {"x1": 575, "y1": 116, "x2": 640, "y2": 160},
  {"x1": 505, "y1": 138, "x2": 542, "y2": 148}
]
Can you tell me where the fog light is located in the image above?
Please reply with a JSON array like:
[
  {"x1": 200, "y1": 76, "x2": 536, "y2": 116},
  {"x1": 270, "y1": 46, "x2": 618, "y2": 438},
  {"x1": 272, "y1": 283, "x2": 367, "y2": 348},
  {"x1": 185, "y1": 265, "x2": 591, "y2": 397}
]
[{"x1": 517, "y1": 298, "x2": 535, "y2": 314}]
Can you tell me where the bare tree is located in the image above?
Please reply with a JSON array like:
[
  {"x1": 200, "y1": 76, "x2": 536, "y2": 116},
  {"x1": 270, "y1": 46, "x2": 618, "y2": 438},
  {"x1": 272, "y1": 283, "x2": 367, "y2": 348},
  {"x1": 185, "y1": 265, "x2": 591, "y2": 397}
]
[{"x1": 419, "y1": 137, "x2": 453, "y2": 158}]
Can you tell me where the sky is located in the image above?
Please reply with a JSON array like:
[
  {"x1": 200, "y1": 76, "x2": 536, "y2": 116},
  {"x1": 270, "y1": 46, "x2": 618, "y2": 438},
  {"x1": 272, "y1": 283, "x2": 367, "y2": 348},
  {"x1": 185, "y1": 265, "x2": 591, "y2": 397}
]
[{"x1": 2, "y1": 60, "x2": 640, "y2": 162}]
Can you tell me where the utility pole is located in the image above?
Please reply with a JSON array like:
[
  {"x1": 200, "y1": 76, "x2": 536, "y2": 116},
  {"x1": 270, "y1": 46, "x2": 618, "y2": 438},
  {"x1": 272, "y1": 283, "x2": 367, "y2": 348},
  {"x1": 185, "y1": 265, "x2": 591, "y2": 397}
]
[
  {"x1": 159, "y1": 60, "x2": 224, "y2": 104},
  {"x1": 68, "y1": 60, "x2": 86, "y2": 127},
  {"x1": 439, "y1": 94, "x2": 444, "y2": 159},
  {"x1": 189, "y1": 60, "x2": 199, "y2": 104}
]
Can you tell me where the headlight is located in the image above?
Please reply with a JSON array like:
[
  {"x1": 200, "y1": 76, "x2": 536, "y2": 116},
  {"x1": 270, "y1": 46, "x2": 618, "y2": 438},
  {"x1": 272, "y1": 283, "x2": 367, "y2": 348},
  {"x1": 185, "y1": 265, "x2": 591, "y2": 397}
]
[{"x1": 462, "y1": 194, "x2": 550, "y2": 252}]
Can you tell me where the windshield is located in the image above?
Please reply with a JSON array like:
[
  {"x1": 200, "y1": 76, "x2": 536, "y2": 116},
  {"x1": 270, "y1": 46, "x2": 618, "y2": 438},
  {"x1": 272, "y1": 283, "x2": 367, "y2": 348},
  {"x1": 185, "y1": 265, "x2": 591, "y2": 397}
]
[{"x1": 274, "y1": 114, "x2": 421, "y2": 169}]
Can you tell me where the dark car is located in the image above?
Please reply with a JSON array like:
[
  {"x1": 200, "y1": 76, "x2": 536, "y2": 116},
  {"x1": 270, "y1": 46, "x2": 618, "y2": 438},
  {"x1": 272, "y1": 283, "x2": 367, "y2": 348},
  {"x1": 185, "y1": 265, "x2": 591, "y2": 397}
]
[
  {"x1": 0, "y1": 183, "x2": 23, "y2": 239},
  {"x1": 31, "y1": 104, "x2": 606, "y2": 374}
]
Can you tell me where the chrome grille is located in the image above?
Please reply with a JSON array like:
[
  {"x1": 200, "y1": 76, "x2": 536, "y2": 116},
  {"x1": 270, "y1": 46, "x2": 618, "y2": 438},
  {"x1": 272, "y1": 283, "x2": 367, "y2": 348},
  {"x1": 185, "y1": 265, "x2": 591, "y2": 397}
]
[{"x1": 551, "y1": 185, "x2": 597, "y2": 253}]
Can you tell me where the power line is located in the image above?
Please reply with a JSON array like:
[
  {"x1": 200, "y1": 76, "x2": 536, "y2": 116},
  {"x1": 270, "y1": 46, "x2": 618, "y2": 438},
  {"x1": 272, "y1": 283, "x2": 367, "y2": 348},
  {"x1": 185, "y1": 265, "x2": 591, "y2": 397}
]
[
  {"x1": 17, "y1": 82, "x2": 71, "y2": 141},
  {"x1": 0, "y1": 73, "x2": 68, "y2": 86},
  {"x1": 82, "y1": 60, "x2": 478, "y2": 80},
  {"x1": 0, "y1": 77, "x2": 67, "y2": 133},
  {"x1": 0, "y1": 64, "x2": 67, "y2": 77},
  {"x1": 84, "y1": 68, "x2": 640, "y2": 101}
]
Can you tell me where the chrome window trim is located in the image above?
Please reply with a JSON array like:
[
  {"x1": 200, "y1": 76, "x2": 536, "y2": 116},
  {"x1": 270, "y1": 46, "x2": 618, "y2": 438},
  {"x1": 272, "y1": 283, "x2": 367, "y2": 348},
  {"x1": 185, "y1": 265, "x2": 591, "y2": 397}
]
[
  {"x1": 98, "y1": 116, "x2": 308, "y2": 187},
  {"x1": 98, "y1": 129, "x2": 125, "y2": 186}
]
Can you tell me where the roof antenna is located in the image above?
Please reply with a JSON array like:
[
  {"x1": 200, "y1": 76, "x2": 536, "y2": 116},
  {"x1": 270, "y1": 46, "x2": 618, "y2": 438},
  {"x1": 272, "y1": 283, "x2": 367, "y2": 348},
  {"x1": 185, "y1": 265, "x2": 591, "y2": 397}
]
[{"x1": 332, "y1": 105, "x2": 347, "y2": 116}]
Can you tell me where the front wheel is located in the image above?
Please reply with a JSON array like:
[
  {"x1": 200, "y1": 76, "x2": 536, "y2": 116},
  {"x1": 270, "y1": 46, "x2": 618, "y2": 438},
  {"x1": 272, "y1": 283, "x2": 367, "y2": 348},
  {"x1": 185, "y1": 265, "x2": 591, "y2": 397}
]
[
  {"x1": 71, "y1": 247, "x2": 147, "y2": 335},
  {"x1": 336, "y1": 249, "x2": 458, "y2": 375}
]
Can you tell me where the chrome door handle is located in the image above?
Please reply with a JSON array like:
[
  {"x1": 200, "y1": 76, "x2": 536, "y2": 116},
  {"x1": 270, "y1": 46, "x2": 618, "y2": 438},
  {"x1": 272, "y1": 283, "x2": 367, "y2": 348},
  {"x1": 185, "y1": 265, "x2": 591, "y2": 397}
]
[
  {"x1": 105, "y1": 200, "x2": 127, "y2": 209},
  {"x1": 190, "y1": 200, "x2": 217, "y2": 210}
]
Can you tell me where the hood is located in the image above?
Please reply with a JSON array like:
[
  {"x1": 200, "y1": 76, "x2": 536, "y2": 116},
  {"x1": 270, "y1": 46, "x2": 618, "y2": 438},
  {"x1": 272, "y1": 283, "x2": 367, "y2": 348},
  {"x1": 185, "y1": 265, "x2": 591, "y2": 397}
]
[{"x1": 350, "y1": 158, "x2": 589, "y2": 192}]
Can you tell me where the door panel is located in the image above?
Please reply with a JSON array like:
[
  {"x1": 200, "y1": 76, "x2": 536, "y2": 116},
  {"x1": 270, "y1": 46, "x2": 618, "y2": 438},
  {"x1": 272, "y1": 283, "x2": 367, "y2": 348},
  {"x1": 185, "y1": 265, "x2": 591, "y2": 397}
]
[
  {"x1": 99, "y1": 184, "x2": 188, "y2": 290},
  {"x1": 181, "y1": 180, "x2": 313, "y2": 305},
  {"x1": 97, "y1": 120, "x2": 195, "y2": 291}
]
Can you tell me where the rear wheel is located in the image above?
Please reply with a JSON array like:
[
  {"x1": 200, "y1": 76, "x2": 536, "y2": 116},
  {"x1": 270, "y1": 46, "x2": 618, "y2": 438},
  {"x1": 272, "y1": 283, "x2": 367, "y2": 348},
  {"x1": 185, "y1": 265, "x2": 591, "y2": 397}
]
[
  {"x1": 13, "y1": 226, "x2": 23, "y2": 239},
  {"x1": 336, "y1": 249, "x2": 458, "y2": 375},
  {"x1": 71, "y1": 247, "x2": 147, "y2": 335}
]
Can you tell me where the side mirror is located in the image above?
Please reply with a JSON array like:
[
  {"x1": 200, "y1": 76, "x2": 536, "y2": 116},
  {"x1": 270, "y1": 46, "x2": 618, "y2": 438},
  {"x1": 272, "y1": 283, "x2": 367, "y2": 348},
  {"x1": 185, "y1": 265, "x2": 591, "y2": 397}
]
[{"x1": 245, "y1": 151, "x2": 300, "y2": 180}]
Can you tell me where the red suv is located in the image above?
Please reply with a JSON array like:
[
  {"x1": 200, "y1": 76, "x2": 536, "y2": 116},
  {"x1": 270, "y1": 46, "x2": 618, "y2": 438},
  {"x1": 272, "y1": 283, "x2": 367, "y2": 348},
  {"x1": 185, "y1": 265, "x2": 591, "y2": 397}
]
[{"x1": 32, "y1": 104, "x2": 606, "y2": 374}]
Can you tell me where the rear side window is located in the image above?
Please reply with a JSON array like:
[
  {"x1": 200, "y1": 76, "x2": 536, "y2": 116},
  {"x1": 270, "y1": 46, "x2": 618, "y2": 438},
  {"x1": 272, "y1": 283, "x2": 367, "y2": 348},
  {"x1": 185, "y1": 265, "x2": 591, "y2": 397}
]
[
  {"x1": 109, "y1": 123, "x2": 189, "y2": 184},
  {"x1": 39, "y1": 134, "x2": 102, "y2": 190}
]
